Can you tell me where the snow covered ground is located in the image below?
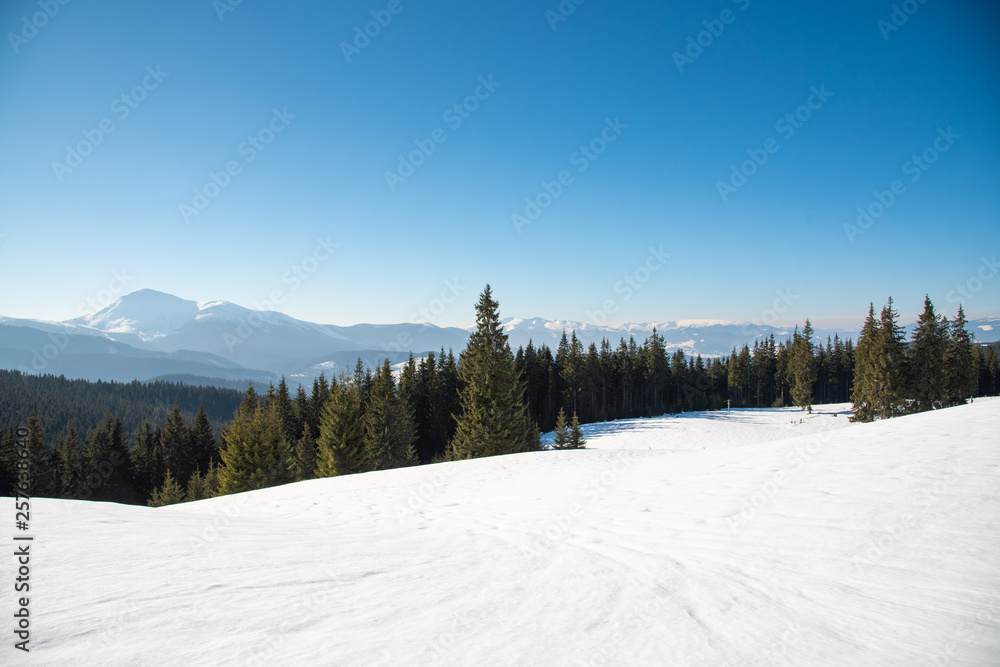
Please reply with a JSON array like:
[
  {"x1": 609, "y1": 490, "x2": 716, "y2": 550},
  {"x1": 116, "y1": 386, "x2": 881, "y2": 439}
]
[{"x1": 8, "y1": 400, "x2": 1000, "y2": 666}]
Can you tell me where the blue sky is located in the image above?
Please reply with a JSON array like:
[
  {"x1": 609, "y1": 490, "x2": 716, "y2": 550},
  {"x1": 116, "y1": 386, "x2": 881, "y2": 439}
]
[{"x1": 1, "y1": 0, "x2": 997, "y2": 330}]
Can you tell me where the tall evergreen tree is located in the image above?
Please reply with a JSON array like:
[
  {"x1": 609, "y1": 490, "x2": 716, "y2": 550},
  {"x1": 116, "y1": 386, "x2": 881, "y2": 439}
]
[
  {"x1": 789, "y1": 321, "x2": 818, "y2": 412},
  {"x1": 295, "y1": 423, "x2": 318, "y2": 480},
  {"x1": 568, "y1": 412, "x2": 587, "y2": 449},
  {"x1": 129, "y1": 420, "x2": 160, "y2": 501},
  {"x1": 216, "y1": 387, "x2": 297, "y2": 496},
  {"x1": 316, "y1": 383, "x2": 367, "y2": 477},
  {"x1": 189, "y1": 405, "x2": 217, "y2": 473},
  {"x1": 946, "y1": 305, "x2": 978, "y2": 405},
  {"x1": 364, "y1": 359, "x2": 418, "y2": 470},
  {"x1": 878, "y1": 297, "x2": 909, "y2": 418},
  {"x1": 450, "y1": 286, "x2": 534, "y2": 460},
  {"x1": 159, "y1": 404, "x2": 194, "y2": 486},
  {"x1": 851, "y1": 304, "x2": 883, "y2": 422},
  {"x1": 552, "y1": 408, "x2": 570, "y2": 449},
  {"x1": 907, "y1": 295, "x2": 949, "y2": 412},
  {"x1": 84, "y1": 415, "x2": 134, "y2": 502},
  {"x1": 53, "y1": 421, "x2": 87, "y2": 498},
  {"x1": 24, "y1": 411, "x2": 56, "y2": 496},
  {"x1": 275, "y1": 377, "x2": 301, "y2": 444}
]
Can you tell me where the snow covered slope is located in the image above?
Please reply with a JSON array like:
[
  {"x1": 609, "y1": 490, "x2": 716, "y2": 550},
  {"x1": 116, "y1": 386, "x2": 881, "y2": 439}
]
[{"x1": 10, "y1": 401, "x2": 1000, "y2": 665}]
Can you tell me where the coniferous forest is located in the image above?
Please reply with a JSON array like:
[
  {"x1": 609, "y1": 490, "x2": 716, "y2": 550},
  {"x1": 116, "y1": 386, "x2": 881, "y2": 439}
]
[{"x1": 2, "y1": 289, "x2": 997, "y2": 507}]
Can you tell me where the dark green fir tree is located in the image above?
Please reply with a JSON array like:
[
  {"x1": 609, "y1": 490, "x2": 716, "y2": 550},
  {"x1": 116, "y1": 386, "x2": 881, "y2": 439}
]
[{"x1": 449, "y1": 285, "x2": 534, "y2": 460}]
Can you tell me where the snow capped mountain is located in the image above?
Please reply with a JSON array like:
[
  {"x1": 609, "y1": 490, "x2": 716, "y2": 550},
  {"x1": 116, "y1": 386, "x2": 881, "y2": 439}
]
[{"x1": 1, "y1": 290, "x2": 997, "y2": 387}]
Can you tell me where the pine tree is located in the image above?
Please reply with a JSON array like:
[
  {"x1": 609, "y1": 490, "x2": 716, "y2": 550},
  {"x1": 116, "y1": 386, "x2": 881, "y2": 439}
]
[
  {"x1": 907, "y1": 295, "x2": 949, "y2": 412},
  {"x1": 449, "y1": 286, "x2": 534, "y2": 460},
  {"x1": 850, "y1": 304, "x2": 882, "y2": 422},
  {"x1": 25, "y1": 412, "x2": 57, "y2": 497},
  {"x1": 568, "y1": 412, "x2": 587, "y2": 449},
  {"x1": 275, "y1": 377, "x2": 301, "y2": 444},
  {"x1": 878, "y1": 298, "x2": 909, "y2": 418},
  {"x1": 129, "y1": 420, "x2": 160, "y2": 501},
  {"x1": 946, "y1": 305, "x2": 978, "y2": 405},
  {"x1": 552, "y1": 408, "x2": 570, "y2": 449},
  {"x1": 364, "y1": 359, "x2": 418, "y2": 470},
  {"x1": 184, "y1": 463, "x2": 218, "y2": 502},
  {"x1": 789, "y1": 321, "x2": 818, "y2": 413},
  {"x1": 295, "y1": 423, "x2": 318, "y2": 480},
  {"x1": 189, "y1": 405, "x2": 217, "y2": 473},
  {"x1": 982, "y1": 346, "x2": 999, "y2": 396},
  {"x1": 316, "y1": 383, "x2": 367, "y2": 477},
  {"x1": 53, "y1": 421, "x2": 87, "y2": 498},
  {"x1": 84, "y1": 415, "x2": 134, "y2": 502},
  {"x1": 159, "y1": 403, "x2": 193, "y2": 486},
  {"x1": 149, "y1": 470, "x2": 185, "y2": 507},
  {"x1": 216, "y1": 387, "x2": 297, "y2": 496}
]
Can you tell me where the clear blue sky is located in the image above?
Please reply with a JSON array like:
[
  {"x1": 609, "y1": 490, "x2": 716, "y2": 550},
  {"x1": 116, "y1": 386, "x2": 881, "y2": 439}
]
[{"x1": 1, "y1": 0, "x2": 997, "y2": 329}]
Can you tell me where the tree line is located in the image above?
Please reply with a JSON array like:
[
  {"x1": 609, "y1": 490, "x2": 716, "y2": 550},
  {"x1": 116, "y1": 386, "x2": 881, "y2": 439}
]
[{"x1": 2, "y1": 288, "x2": 997, "y2": 506}]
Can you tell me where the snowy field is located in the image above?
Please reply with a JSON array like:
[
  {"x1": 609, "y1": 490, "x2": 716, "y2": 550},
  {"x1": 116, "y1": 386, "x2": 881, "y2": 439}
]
[{"x1": 7, "y1": 400, "x2": 1000, "y2": 666}]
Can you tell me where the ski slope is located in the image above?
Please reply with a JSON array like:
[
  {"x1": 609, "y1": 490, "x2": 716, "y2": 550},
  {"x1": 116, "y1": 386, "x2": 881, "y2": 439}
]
[{"x1": 8, "y1": 401, "x2": 1000, "y2": 666}]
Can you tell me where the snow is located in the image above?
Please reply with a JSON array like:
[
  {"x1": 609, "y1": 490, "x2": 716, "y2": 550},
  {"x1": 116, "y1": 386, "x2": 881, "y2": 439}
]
[{"x1": 11, "y1": 400, "x2": 1000, "y2": 665}]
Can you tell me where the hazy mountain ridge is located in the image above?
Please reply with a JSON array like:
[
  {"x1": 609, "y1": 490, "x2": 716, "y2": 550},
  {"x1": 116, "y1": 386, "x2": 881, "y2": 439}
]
[{"x1": 2, "y1": 289, "x2": 996, "y2": 387}]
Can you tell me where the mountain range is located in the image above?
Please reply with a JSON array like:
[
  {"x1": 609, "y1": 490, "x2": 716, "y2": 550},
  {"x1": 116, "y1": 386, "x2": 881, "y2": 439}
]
[{"x1": 1, "y1": 289, "x2": 996, "y2": 389}]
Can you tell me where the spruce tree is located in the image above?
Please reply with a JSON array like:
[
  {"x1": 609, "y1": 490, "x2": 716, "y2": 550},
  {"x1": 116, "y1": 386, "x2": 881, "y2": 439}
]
[
  {"x1": 129, "y1": 420, "x2": 160, "y2": 501},
  {"x1": 878, "y1": 298, "x2": 908, "y2": 418},
  {"x1": 275, "y1": 377, "x2": 301, "y2": 444},
  {"x1": 190, "y1": 405, "x2": 217, "y2": 472},
  {"x1": 908, "y1": 295, "x2": 948, "y2": 412},
  {"x1": 450, "y1": 285, "x2": 534, "y2": 460},
  {"x1": 53, "y1": 421, "x2": 86, "y2": 498},
  {"x1": 149, "y1": 470, "x2": 185, "y2": 507},
  {"x1": 568, "y1": 412, "x2": 587, "y2": 449},
  {"x1": 850, "y1": 304, "x2": 882, "y2": 422},
  {"x1": 789, "y1": 321, "x2": 818, "y2": 412},
  {"x1": 84, "y1": 415, "x2": 134, "y2": 502},
  {"x1": 216, "y1": 387, "x2": 297, "y2": 496},
  {"x1": 316, "y1": 383, "x2": 367, "y2": 477},
  {"x1": 159, "y1": 404, "x2": 193, "y2": 486},
  {"x1": 25, "y1": 412, "x2": 57, "y2": 497},
  {"x1": 552, "y1": 408, "x2": 570, "y2": 449},
  {"x1": 946, "y1": 305, "x2": 978, "y2": 405},
  {"x1": 364, "y1": 359, "x2": 418, "y2": 470},
  {"x1": 295, "y1": 424, "x2": 318, "y2": 480}
]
